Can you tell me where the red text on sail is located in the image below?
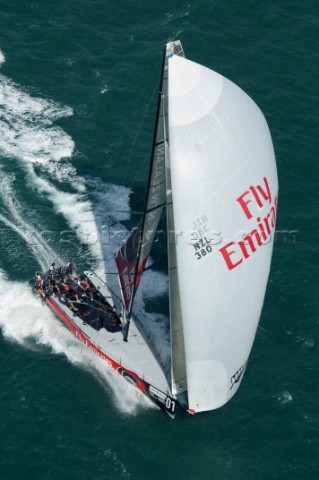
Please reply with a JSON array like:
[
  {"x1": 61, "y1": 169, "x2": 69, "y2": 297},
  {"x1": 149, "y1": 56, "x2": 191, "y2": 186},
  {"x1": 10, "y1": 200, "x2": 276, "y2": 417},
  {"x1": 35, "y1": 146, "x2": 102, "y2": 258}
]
[{"x1": 219, "y1": 177, "x2": 278, "y2": 270}]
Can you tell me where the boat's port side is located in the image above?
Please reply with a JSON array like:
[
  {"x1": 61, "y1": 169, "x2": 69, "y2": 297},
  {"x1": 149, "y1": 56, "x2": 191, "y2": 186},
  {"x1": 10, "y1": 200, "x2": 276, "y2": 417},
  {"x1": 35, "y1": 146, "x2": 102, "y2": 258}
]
[
  {"x1": 46, "y1": 295, "x2": 177, "y2": 417},
  {"x1": 33, "y1": 271, "x2": 177, "y2": 417}
]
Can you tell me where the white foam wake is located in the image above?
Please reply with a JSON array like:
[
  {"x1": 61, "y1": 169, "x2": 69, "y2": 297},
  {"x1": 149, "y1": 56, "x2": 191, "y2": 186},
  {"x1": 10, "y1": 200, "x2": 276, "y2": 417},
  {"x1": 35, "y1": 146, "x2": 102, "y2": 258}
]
[
  {"x1": 0, "y1": 168, "x2": 61, "y2": 271},
  {"x1": 0, "y1": 49, "x2": 5, "y2": 65},
  {"x1": 0, "y1": 64, "x2": 101, "y2": 267},
  {"x1": 0, "y1": 50, "x2": 170, "y2": 400},
  {"x1": 0, "y1": 74, "x2": 74, "y2": 165},
  {"x1": 0, "y1": 170, "x2": 62, "y2": 270},
  {"x1": 0, "y1": 271, "x2": 154, "y2": 414},
  {"x1": 28, "y1": 171, "x2": 104, "y2": 266}
]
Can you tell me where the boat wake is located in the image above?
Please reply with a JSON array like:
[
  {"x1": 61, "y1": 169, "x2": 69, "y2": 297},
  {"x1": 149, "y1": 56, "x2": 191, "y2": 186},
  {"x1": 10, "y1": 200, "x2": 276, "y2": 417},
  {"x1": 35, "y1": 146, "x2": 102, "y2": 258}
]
[
  {"x1": 0, "y1": 270, "x2": 154, "y2": 414},
  {"x1": 0, "y1": 169, "x2": 62, "y2": 271},
  {"x1": 0, "y1": 50, "x2": 170, "y2": 410},
  {"x1": 0, "y1": 53, "x2": 106, "y2": 269}
]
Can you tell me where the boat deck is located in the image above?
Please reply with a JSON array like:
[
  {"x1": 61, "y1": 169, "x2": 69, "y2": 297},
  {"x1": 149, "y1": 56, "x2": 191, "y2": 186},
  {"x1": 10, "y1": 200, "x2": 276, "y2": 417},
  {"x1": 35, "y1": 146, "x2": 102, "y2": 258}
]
[{"x1": 46, "y1": 271, "x2": 172, "y2": 397}]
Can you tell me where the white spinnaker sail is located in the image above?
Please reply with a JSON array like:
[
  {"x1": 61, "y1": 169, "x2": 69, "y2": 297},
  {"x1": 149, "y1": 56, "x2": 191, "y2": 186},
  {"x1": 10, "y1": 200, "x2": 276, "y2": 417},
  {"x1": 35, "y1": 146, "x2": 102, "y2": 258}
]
[{"x1": 167, "y1": 54, "x2": 278, "y2": 412}]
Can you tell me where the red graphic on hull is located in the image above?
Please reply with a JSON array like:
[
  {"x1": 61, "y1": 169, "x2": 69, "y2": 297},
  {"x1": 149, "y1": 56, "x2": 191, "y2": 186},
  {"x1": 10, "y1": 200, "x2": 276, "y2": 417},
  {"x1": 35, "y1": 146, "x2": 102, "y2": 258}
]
[{"x1": 47, "y1": 298, "x2": 146, "y2": 393}]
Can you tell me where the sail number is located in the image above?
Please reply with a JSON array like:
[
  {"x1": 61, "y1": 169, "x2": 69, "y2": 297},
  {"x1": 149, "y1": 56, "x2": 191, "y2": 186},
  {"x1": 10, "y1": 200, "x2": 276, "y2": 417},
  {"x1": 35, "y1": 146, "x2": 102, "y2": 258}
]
[
  {"x1": 193, "y1": 237, "x2": 212, "y2": 260},
  {"x1": 194, "y1": 244, "x2": 212, "y2": 260},
  {"x1": 191, "y1": 215, "x2": 213, "y2": 261}
]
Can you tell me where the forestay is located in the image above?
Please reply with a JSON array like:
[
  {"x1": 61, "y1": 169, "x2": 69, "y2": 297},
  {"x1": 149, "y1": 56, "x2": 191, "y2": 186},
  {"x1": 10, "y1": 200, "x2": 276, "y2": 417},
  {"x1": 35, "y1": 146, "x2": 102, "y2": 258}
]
[{"x1": 165, "y1": 41, "x2": 188, "y2": 396}]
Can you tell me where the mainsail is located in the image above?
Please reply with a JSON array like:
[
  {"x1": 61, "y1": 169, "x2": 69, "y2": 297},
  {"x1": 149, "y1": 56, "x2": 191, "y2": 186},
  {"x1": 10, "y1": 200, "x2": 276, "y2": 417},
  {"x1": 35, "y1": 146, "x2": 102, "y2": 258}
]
[{"x1": 115, "y1": 47, "x2": 167, "y2": 322}]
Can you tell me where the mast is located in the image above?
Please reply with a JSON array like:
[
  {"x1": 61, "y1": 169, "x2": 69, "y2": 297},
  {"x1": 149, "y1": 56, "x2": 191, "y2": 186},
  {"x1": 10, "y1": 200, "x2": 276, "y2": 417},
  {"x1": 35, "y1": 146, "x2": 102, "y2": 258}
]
[{"x1": 165, "y1": 41, "x2": 187, "y2": 395}]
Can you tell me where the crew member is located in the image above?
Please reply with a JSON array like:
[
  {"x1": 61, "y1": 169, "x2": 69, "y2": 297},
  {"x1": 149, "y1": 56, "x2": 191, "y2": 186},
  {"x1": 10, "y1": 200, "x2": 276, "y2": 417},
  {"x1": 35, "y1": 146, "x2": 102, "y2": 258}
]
[
  {"x1": 49, "y1": 262, "x2": 56, "y2": 276},
  {"x1": 65, "y1": 258, "x2": 77, "y2": 280},
  {"x1": 61, "y1": 282, "x2": 78, "y2": 313},
  {"x1": 34, "y1": 272, "x2": 44, "y2": 294}
]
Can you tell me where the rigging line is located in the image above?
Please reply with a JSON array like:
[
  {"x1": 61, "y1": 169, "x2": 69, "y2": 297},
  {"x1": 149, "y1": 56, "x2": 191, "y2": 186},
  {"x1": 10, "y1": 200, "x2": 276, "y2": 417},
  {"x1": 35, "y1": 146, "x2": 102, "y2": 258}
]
[
  {"x1": 77, "y1": 300, "x2": 118, "y2": 319},
  {"x1": 150, "y1": 179, "x2": 166, "y2": 188},
  {"x1": 57, "y1": 289, "x2": 118, "y2": 318},
  {"x1": 122, "y1": 82, "x2": 158, "y2": 188},
  {"x1": 126, "y1": 87, "x2": 165, "y2": 189},
  {"x1": 128, "y1": 44, "x2": 167, "y2": 320},
  {"x1": 145, "y1": 202, "x2": 166, "y2": 214},
  {"x1": 88, "y1": 269, "x2": 153, "y2": 276}
]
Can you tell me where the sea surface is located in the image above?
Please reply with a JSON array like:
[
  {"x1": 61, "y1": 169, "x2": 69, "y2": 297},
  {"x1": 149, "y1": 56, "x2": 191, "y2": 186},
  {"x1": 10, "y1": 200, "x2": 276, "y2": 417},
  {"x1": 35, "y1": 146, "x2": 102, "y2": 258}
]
[{"x1": 0, "y1": 1, "x2": 318, "y2": 479}]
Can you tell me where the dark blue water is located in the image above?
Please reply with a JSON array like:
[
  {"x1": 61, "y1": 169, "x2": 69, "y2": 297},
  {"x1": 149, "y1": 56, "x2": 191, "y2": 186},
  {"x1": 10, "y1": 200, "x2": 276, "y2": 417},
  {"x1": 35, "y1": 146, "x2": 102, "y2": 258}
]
[{"x1": 0, "y1": 1, "x2": 318, "y2": 479}]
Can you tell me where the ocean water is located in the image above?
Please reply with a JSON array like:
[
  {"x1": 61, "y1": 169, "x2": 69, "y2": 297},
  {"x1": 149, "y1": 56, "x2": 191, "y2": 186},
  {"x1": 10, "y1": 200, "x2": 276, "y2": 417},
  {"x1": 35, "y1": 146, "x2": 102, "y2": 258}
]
[{"x1": 0, "y1": 1, "x2": 318, "y2": 479}]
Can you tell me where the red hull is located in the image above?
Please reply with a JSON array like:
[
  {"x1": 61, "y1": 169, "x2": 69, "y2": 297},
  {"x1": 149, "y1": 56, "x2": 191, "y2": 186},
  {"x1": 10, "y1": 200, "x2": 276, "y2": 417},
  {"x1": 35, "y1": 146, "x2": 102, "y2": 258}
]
[
  {"x1": 47, "y1": 296, "x2": 146, "y2": 391},
  {"x1": 46, "y1": 296, "x2": 177, "y2": 416}
]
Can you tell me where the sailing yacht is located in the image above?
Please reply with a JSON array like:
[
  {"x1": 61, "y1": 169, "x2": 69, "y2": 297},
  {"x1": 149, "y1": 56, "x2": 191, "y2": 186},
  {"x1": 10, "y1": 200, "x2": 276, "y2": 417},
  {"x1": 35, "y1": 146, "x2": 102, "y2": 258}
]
[{"x1": 34, "y1": 40, "x2": 278, "y2": 416}]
